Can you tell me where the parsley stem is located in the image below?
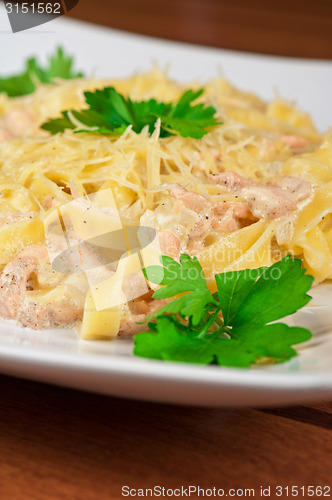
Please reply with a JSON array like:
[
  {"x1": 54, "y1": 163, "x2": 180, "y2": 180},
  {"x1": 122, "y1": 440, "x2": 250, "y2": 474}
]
[
  {"x1": 214, "y1": 316, "x2": 224, "y2": 328},
  {"x1": 197, "y1": 310, "x2": 220, "y2": 338}
]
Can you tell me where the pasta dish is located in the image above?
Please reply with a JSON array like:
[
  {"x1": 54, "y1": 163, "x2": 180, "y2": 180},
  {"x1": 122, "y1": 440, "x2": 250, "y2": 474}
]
[{"x1": 0, "y1": 66, "x2": 331, "y2": 343}]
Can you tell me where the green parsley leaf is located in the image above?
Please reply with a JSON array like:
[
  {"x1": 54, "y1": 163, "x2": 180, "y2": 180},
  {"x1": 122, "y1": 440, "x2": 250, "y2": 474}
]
[
  {"x1": 40, "y1": 111, "x2": 75, "y2": 134},
  {"x1": 244, "y1": 261, "x2": 313, "y2": 326},
  {"x1": 162, "y1": 89, "x2": 220, "y2": 139},
  {"x1": 215, "y1": 256, "x2": 314, "y2": 333},
  {"x1": 0, "y1": 70, "x2": 35, "y2": 97},
  {"x1": 133, "y1": 255, "x2": 314, "y2": 368},
  {"x1": 43, "y1": 47, "x2": 83, "y2": 81},
  {"x1": 41, "y1": 86, "x2": 221, "y2": 139},
  {"x1": 134, "y1": 316, "x2": 212, "y2": 364},
  {"x1": 143, "y1": 254, "x2": 219, "y2": 325},
  {"x1": 0, "y1": 47, "x2": 83, "y2": 97},
  {"x1": 134, "y1": 316, "x2": 311, "y2": 367}
]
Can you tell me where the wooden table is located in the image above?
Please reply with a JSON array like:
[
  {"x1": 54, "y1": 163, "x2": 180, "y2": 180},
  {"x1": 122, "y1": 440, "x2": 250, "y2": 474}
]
[
  {"x1": 0, "y1": 375, "x2": 331, "y2": 499},
  {"x1": 66, "y1": 0, "x2": 332, "y2": 59},
  {"x1": 1, "y1": 1, "x2": 332, "y2": 498}
]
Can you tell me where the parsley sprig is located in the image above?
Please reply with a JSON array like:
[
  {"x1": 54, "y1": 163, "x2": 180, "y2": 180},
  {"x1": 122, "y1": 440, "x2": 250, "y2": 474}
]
[
  {"x1": 41, "y1": 87, "x2": 221, "y2": 139},
  {"x1": 134, "y1": 255, "x2": 314, "y2": 368},
  {"x1": 0, "y1": 47, "x2": 83, "y2": 97}
]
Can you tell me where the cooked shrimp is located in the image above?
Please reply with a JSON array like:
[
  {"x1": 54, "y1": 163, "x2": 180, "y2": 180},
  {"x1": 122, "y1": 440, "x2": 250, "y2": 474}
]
[
  {"x1": 241, "y1": 185, "x2": 297, "y2": 219},
  {"x1": 0, "y1": 245, "x2": 48, "y2": 316},
  {"x1": 0, "y1": 297, "x2": 11, "y2": 320},
  {"x1": 281, "y1": 134, "x2": 308, "y2": 150},
  {"x1": 165, "y1": 183, "x2": 256, "y2": 253},
  {"x1": 119, "y1": 293, "x2": 169, "y2": 336},
  {"x1": 268, "y1": 176, "x2": 311, "y2": 202},
  {"x1": 170, "y1": 181, "x2": 258, "y2": 248},
  {"x1": 211, "y1": 170, "x2": 311, "y2": 219},
  {"x1": 0, "y1": 128, "x2": 13, "y2": 142},
  {"x1": 168, "y1": 184, "x2": 210, "y2": 212},
  {"x1": 0, "y1": 244, "x2": 83, "y2": 329},
  {"x1": 0, "y1": 109, "x2": 34, "y2": 142},
  {"x1": 212, "y1": 201, "x2": 256, "y2": 231},
  {"x1": 3, "y1": 109, "x2": 34, "y2": 136},
  {"x1": 210, "y1": 171, "x2": 255, "y2": 191},
  {"x1": 158, "y1": 230, "x2": 180, "y2": 260}
]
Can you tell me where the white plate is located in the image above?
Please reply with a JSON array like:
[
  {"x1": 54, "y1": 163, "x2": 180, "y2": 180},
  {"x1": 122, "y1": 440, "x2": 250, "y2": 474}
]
[{"x1": 0, "y1": 6, "x2": 332, "y2": 407}]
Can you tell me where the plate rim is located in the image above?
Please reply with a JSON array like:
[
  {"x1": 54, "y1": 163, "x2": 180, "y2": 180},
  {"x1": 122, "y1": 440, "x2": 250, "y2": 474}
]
[{"x1": 0, "y1": 13, "x2": 332, "y2": 407}]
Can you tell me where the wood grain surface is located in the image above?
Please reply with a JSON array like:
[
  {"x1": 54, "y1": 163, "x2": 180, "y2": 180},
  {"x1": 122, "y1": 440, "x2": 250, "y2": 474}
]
[
  {"x1": 0, "y1": 374, "x2": 331, "y2": 500},
  {"x1": 66, "y1": 0, "x2": 332, "y2": 59},
  {"x1": 1, "y1": 2, "x2": 332, "y2": 499}
]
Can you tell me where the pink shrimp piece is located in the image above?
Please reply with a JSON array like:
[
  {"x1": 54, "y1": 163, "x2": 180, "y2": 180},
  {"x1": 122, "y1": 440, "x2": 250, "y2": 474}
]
[
  {"x1": 211, "y1": 170, "x2": 311, "y2": 219},
  {"x1": 268, "y1": 176, "x2": 311, "y2": 202},
  {"x1": 168, "y1": 184, "x2": 210, "y2": 212},
  {"x1": 158, "y1": 230, "x2": 180, "y2": 260},
  {"x1": 0, "y1": 245, "x2": 48, "y2": 317},
  {"x1": 119, "y1": 294, "x2": 169, "y2": 336},
  {"x1": 0, "y1": 128, "x2": 13, "y2": 142},
  {"x1": 210, "y1": 171, "x2": 255, "y2": 191},
  {"x1": 281, "y1": 135, "x2": 308, "y2": 150},
  {"x1": 185, "y1": 216, "x2": 213, "y2": 254},
  {"x1": 241, "y1": 185, "x2": 297, "y2": 219},
  {"x1": 212, "y1": 201, "x2": 256, "y2": 231},
  {"x1": 4, "y1": 109, "x2": 33, "y2": 136},
  {"x1": 0, "y1": 297, "x2": 11, "y2": 319},
  {"x1": 0, "y1": 245, "x2": 83, "y2": 328}
]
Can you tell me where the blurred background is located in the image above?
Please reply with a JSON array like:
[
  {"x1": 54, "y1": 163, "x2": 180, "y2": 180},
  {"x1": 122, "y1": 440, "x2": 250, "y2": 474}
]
[{"x1": 67, "y1": 0, "x2": 332, "y2": 59}]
